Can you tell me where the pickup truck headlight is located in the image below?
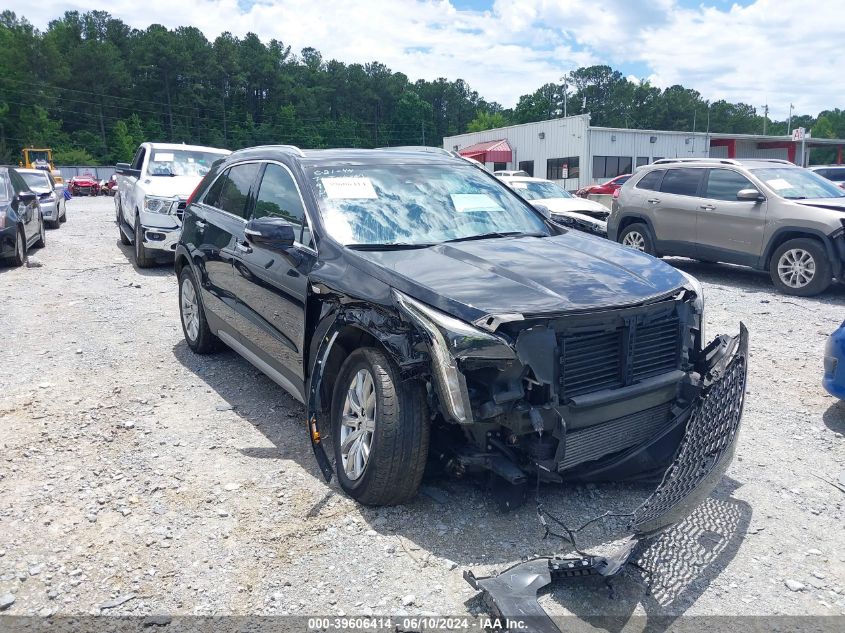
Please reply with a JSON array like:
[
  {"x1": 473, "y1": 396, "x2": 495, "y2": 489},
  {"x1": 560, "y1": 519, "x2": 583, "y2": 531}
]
[
  {"x1": 144, "y1": 196, "x2": 175, "y2": 214},
  {"x1": 393, "y1": 290, "x2": 515, "y2": 424}
]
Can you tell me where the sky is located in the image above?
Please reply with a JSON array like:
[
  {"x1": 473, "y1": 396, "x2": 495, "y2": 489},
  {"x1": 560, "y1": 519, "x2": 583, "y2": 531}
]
[{"x1": 7, "y1": 0, "x2": 840, "y2": 118}]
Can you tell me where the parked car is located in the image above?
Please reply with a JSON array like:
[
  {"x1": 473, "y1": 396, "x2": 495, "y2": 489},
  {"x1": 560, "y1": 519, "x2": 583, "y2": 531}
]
[
  {"x1": 101, "y1": 174, "x2": 118, "y2": 196},
  {"x1": 176, "y1": 145, "x2": 746, "y2": 519},
  {"x1": 824, "y1": 321, "x2": 845, "y2": 399},
  {"x1": 17, "y1": 168, "x2": 66, "y2": 228},
  {"x1": 494, "y1": 169, "x2": 530, "y2": 177},
  {"x1": 808, "y1": 165, "x2": 845, "y2": 189},
  {"x1": 609, "y1": 158, "x2": 845, "y2": 296},
  {"x1": 0, "y1": 167, "x2": 46, "y2": 266},
  {"x1": 114, "y1": 142, "x2": 230, "y2": 267},
  {"x1": 499, "y1": 175, "x2": 609, "y2": 237},
  {"x1": 576, "y1": 173, "x2": 631, "y2": 197},
  {"x1": 68, "y1": 173, "x2": 100, "y2": 196}
]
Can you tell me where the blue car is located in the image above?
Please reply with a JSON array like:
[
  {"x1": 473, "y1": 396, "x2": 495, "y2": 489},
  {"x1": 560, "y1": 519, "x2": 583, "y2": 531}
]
[{"x1": 824, "y1": 320, "x2": 845, "y2": 399}]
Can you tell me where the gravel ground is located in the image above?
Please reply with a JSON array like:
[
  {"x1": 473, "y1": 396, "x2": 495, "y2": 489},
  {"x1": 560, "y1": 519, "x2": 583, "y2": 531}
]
[{"x1": 1, "y1": 196, "x2": 844, "y2": 622}]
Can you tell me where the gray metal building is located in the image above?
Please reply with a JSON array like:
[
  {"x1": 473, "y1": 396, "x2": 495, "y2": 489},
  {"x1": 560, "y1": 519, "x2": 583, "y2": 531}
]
[{"x1": 443, "y1": 114, "x2": 845, "y2": 190}]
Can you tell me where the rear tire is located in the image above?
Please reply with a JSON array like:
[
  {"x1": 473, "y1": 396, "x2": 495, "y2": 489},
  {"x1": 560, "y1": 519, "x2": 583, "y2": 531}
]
[
  {"x1": 134, "y1": 217, "x2": 154, "y2": 268},
  {"x1": 117, "y1": 201, "x2": 130, "y2": 245},
  {"x1": 59, "y1": 201, "x2": 67, "y2": 223},
  {"x1": 178, "y1": 266, "x2": 220, "y2": 354},
  {"x1": 619, "y1": 222, "x2": 656, "y2": 256},
  {"x1": 769, "y1": 238, "x2": 831, "y2": 296},
  {"x1": 330, "y1": 348, "x2": 429, "y2": 506}
]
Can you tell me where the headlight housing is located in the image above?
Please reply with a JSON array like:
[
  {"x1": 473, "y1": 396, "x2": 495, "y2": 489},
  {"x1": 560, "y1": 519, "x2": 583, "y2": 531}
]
[
  {"x1": 393, "y1": 290, "x2": 515, "y2": 423},
  {"x1": 144, "y1": 196, "x2": 175, "y2": 214},
  {"x1": 679, "y1": 270, "x2": 705, "y2": 343}
]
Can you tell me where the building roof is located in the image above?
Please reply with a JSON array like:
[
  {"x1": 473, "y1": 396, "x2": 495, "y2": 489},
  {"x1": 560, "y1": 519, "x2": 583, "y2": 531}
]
[{"x1": 458, "y1": 139, "x2": 513, "y2": 162}]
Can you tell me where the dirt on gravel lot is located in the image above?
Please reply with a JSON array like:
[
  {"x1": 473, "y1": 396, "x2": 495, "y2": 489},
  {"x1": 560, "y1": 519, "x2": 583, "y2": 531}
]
[{"x1": 1, "y1": 195, "x2": 844, "y2": 621}]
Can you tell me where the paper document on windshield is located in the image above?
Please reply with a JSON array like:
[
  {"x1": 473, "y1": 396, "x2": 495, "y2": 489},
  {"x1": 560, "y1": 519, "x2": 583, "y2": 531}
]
[
  {"x1": 450, "y1": 193, "x2": 504, "y2": 213},
  {"x1": 153, "y1": 153, "x2": 174, "y2": 162},
  {"x1": 322, "y1": 177, "x2": 378, "y2": 199},
  {"x1": 766, "y1": 178, "x2": 793, "y2": 190}
]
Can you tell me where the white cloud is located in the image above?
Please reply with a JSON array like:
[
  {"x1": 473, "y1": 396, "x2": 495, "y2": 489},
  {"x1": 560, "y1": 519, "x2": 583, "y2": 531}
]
[{"x1": 7, "y1": 0, "x2": 840, "y2": 115}]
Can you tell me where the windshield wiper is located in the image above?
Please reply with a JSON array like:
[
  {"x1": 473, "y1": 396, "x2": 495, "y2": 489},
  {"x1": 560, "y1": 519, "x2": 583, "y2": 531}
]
[
  {"x1": 784, "y1": 196, "x2": 807, "y2": 199},
  {"x1": 443, "y1": 231, "x2": 545, "y2": 244},
  {"x1": 347, "y1": 242, "x2": 436, "y2": 251}
]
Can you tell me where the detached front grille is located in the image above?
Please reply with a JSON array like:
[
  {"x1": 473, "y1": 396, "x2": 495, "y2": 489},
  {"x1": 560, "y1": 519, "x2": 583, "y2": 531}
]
[{"x1": 559, "y1": 312, "x2": 682, "y2": 402}]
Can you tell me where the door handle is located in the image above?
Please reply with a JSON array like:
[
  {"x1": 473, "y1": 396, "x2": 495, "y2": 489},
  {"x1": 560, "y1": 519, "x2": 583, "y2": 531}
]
[
  {"x1": 647, "y1": 198, "x2": 661, "y2": 204},
  {"x1": 194, "y1": 220, "x2": 207, "y2": 230},
  {"x1": 235, "y1": 240, "x2": 252, "y2": 254},
  {"x1": 699, "y1": 204, "x2": 715, "y2": 211}
]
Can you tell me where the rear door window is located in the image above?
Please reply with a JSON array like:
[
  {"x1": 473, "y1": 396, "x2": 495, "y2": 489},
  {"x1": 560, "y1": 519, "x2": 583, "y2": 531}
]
[
  {"x1": 204, "y1": 163, "x2": 260, "y2": 219},
  {"x1": 636, "y1": 170, "x2": 664, "y2": 191},
  {"x1": 659, "y1": 168, "x2": 704, "y2": 197},
  {"x1": 704, "y1": 169, "x2": 755, "y2": 201}
]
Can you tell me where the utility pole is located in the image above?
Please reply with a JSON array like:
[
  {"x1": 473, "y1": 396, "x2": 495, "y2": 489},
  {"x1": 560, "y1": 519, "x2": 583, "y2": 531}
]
[
  {"x1": 562, "y1": 81, "x2": 568, "y2": 118},
  {"x1": 705, "y1": 102, "x2": 711, "y2": 157},
  {"x1": 761, "y1": 103, "x2": 769, "y2": 135},
  {"x1": 787, "y1": 103, "x2": 794, "y2": 134},
  {"x1": 421, "y1": 121, "x2": 425, "y2": 146}
]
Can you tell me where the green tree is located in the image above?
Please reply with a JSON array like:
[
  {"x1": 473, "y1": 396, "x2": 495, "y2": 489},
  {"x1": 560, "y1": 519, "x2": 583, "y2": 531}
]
[{"x1": 467, "y1": 111, "x2": 509, "y2": 132}]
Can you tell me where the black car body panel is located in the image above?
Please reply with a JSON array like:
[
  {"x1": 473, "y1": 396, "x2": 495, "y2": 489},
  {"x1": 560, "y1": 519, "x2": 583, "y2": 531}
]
[
  {"x1": 0, "y1": 168, "x2": 42, "y2": 260},
  {"x1": 176, "y1": 149, "x2": 747, "y2": 612}
]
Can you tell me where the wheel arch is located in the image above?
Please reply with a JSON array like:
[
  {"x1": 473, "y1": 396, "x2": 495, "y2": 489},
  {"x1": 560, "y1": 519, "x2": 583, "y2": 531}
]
[
  {"x1": 762, "y1": 227, "x2": 840, "y2": 276},
  {"x1": 304, "y1": 303, "x2": 426, "y2": 482},
  {"x1": 617, "y1": 214, "x2": 658, "y2": 242}
]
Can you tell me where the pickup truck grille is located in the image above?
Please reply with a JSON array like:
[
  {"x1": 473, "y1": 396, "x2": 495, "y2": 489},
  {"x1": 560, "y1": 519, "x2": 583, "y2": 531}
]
[{"x1": 559, "y1": 313, "x2": 681, "y2": 402}]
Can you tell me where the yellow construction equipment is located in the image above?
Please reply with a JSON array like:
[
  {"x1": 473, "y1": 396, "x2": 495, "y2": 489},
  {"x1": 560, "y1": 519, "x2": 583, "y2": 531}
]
[{"x1": 20, "y1": 147, "x2": 64, "y2": 186}]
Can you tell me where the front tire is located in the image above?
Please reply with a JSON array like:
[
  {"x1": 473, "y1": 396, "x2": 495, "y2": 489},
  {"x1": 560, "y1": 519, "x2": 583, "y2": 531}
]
[
  {"x1": 770, "y1": 238, "x2": 831, "y2": 296},
  {"x1": 619, "y1": 222, "x2": 656, "y2": 256},
  {"x1": 33, "y1": 215, "x2": 46, "y2": 248},
  {"x1": 330, "y1": 348, "x2": 429, "y2": 506},
  {"x1": 134, "y1": 217, "x2": 154, "y2": 268},
  {"x1": 178, "y1": 266, "x2": 220, "y2": 354},
  {"x1": 7, "y1": 227, "x2": 26, "y2": 266}
]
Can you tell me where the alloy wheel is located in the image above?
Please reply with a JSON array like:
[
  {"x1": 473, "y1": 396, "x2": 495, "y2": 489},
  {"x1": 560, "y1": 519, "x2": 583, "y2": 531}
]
[
  {"x1": 777, "y1": 248, "x2": 815, "y2": 289},
  {"x1": 180, "y1": 277, "x2": 200, "y2": 342},
  {"x1": 340, "y1": 368, "x2": 376, "y2": 481},
  {"x1": 622, "y1": 231, "x2": 646, "y2": 251}
]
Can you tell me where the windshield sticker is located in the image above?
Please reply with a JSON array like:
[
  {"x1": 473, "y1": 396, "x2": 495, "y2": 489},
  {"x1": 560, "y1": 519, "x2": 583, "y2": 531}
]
[
  {"x1": 450, "y1": 193, "x2": 505, "y2": 213},
  {"x1": 153, "y1": 153, "x2": 174, "y2": 162},
  {"x1": 322, "y1": 177, "x2": 378, "y2": 199},
  {"x1": 766, "y1": 178, "x2": 792, "y2": 190}
]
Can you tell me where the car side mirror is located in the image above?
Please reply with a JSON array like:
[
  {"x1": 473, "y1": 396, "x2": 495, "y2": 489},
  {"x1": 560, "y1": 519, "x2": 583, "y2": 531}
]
[
  {"x1": 17, "y1": 191, "x2": 37, "y2": 203},
  {"x1": 737, "y1": 188, "x2": 764, "y2": 202},
  {"x1": 533, "y1": 204, "x2": 552, "y2": 219},
  {"x1": 244, "y1": 217, "x2": 296, "y2": 249}
]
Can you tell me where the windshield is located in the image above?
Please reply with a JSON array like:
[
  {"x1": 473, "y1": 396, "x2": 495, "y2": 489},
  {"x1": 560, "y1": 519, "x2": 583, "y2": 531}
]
[
  {"x1": 147, "y1": 149, "x2": 227, "y2": 177},
  {"x1": 309, "y1": 164, "x2": 550, "y2": 246},
  {"x1": 509, "y1": 180, "x2": 573, "y2": 201},
  {"x1": 752, "y1": 168, "x2": 845, "y2": 199},
  {"x1": 20, "y1": 172, "x2": 51, "y2": 192}
]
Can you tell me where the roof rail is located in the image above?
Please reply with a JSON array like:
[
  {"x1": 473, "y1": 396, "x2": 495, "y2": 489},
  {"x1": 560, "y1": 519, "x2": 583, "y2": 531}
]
[
  {"x1": 736, "y1": 158, "x2": 793, "y2": 165},
  {"x1": 377, "y1": 145, "x2": 455, "y2": 156},
  {"x1": 248, "y1": 144, "x2": 305, "y2": 157},
  {"x1": 651, "y1": 157, "x2": 741, "y2": 166}
]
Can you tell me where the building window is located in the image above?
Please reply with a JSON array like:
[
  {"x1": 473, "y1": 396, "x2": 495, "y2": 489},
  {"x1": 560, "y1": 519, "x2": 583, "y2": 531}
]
[
  {"x1": 493, "y1": 162, "x2": 507, "y2": 172},
  {"x1": 518, "y1": 160, "x2": 534, "y2": 177},
  {"x1": 547, "y1": 157, "x2": 579, "y2": 180},
  {"x1": 636, "y1": 156, "x2": 649, "y2": 168},
  {"x1": 592, "y1": 155, "x2": 633, "y2": 179}
]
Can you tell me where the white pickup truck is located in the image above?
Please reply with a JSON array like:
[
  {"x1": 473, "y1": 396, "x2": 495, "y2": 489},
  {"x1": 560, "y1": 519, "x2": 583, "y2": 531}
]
[{"x1": 115, "y1": 142, "x2": 230, "y2": 267}]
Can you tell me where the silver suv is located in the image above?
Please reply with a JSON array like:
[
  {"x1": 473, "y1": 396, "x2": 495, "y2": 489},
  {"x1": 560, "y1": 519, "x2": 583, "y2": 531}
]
[{"x1": 609, "y1": 158, "x2": 845, "y2": 296}]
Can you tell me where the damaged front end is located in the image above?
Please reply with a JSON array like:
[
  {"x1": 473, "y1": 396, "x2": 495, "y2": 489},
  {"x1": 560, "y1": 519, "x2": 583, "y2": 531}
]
[{"x1": 464, "y1": 323, "x2": 749, "y2": 632}]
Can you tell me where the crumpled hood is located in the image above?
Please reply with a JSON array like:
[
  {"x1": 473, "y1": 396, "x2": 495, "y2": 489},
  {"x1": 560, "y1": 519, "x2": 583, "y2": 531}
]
[
  {"x1": 354, "y1": 231, "x2": 688, "y2": 320},
  {"x1": 140, "y1": 175, "x2": 204, "y2": 198},
  {"x1": 536, "y1": 197, "x2": 609, "y2": 217}
]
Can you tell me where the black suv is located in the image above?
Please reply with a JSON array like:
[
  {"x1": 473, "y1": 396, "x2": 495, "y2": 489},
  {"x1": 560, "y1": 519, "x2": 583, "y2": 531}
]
[{"x1": 176, "y1": 146, "x2": 747, "y2": 515}]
